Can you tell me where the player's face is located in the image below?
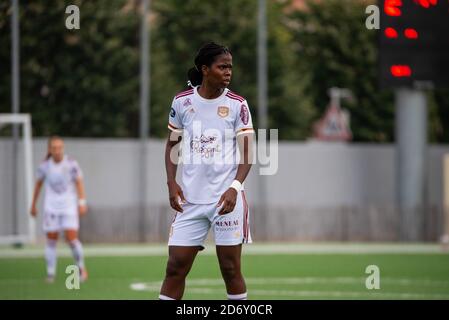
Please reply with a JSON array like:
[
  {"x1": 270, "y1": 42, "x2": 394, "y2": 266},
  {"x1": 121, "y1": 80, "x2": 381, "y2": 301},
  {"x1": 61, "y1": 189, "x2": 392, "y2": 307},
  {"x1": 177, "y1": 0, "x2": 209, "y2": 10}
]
[
  {"x1": 205, "y1": 53, "x2": 232, "y2": 88},
  {"x1": 49, "y1": 139, "x2": 64, "y2": 162}
]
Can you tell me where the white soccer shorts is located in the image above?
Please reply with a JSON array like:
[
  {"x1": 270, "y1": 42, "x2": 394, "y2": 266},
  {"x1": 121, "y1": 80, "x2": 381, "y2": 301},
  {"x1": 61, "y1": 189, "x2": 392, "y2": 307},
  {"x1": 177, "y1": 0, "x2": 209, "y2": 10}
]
[
  {"x1": 43, "y1": 208, "x2": 79, "y2": 232},
  {"x1": 168, "y1": 190, "x2": 252, "y2": 248}
]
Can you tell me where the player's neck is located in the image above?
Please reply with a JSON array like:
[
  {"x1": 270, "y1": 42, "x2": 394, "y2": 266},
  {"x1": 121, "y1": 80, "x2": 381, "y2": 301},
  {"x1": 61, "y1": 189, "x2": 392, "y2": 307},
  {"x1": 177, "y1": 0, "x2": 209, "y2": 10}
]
[
  {"x1": 197, "y1": 82, "x2": 224, "y2": 100},
  {"x1": 52, "y1": 155, "x2": 64, "y2": 163}
]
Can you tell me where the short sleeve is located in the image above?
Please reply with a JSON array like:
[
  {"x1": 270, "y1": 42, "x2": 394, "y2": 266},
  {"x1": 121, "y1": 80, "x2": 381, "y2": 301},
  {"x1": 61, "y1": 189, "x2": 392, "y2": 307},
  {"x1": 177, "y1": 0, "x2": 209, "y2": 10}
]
[
  {"x1": 235, "y1": 100, "x2": 255, "y2": 136},
  {"x1": 70, "y1": 160, "x2": 83, "y2": 181},
  {"x1": 167, "y1": 98, "x2": 183, "y2": 133},
  {"x1": 36, "y1": 162, "x2": 47, "y2": 181}
]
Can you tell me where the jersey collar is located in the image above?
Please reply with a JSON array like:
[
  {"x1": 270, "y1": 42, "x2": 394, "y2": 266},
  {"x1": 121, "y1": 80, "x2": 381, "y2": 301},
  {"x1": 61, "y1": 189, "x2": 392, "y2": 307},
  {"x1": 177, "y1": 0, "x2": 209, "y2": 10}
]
[{"x1": 194, "y1": 86, "x2": 228, "y2": 104}]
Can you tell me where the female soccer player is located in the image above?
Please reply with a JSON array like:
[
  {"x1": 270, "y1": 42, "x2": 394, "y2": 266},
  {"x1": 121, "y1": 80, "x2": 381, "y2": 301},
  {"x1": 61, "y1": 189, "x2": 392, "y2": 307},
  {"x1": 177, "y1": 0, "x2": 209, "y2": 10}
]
[
  {"x1": 159, "y1": 42, "x2": 255, "y2": 300},
  {"x1": 30, "y1": 136, "x2": 88, "y2": 283}
]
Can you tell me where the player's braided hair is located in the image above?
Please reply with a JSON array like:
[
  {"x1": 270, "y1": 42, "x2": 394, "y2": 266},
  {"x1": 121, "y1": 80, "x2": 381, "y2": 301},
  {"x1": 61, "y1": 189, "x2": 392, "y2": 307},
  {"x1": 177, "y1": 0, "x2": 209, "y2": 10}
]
[{"x1": 187, "y1": 42, "x2": 231, "y2": 87}]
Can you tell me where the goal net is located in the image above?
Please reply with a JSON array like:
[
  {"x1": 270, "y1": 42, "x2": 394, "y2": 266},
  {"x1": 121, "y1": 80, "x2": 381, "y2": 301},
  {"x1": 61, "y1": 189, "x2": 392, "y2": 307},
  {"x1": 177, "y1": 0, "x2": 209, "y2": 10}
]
[{"x1": 0, "y1": 114, "x2": 35, "y2": 245}]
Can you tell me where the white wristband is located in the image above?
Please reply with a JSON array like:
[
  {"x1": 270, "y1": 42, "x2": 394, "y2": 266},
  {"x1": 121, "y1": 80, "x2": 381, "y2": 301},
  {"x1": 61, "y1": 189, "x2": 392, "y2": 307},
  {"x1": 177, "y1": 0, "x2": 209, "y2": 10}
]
[
  {"x1": 230, "y1": 180, "x2": 242, "y2": 193},
  {"x1": 78, "y1": 199, "x2": 87, "y2": 206}
]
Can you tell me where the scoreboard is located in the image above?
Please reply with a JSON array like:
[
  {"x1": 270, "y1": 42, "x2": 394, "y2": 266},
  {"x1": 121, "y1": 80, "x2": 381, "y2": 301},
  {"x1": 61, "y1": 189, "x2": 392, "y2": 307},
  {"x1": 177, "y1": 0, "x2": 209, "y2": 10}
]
[{"x1": 379, "y1": 0, "x2": 449, "y2": 89}]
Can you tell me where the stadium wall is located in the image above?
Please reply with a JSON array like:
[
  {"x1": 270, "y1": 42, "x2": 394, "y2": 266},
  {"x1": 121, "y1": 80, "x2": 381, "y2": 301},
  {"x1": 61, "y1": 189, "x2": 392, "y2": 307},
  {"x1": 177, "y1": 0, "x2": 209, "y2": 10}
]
[{"x1": 0, "y1": 139, "x2": 447, "y2": 242}]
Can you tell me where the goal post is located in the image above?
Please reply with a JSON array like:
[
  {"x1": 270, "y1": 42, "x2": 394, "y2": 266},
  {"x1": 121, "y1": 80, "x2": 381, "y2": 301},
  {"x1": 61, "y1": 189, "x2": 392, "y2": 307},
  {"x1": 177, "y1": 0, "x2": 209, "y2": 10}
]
[{"x1": 0, "y1": 113, "x2": 35, "y2": 245}]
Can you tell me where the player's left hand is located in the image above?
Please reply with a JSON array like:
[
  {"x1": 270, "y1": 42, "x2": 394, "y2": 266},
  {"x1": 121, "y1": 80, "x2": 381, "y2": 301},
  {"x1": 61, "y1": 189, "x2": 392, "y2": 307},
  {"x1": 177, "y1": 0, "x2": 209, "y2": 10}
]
[
  {"x1": 217, "y1": 188, "x2": 237, "y2": 215},
  {"x1": 79, "y1": 205, "x2": 88, "y2": 216}
]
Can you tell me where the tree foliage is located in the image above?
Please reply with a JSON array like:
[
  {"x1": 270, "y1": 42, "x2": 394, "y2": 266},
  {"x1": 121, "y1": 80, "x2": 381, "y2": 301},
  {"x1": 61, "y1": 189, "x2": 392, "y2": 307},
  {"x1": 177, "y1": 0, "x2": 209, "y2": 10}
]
[
  {"x1": 0, "y1": 0, "x2": 140, "y2": 137},
  {"x1": 0, "y1": 0, "x2": 448, "y2": 142}
]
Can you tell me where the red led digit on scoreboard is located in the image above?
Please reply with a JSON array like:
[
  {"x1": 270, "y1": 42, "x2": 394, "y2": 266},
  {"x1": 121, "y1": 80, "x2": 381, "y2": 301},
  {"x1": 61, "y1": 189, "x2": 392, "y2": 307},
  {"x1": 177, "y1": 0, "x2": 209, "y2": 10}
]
[
  {"x1": 385, "y1": 0, "x2": 402, "y2": 16},
  {"x1": 404, "y1": 28, "x2": 419, "y2": 39},
  {"x1": 385, "y1": 27, "x2": 398, "y2": 38},
  {"x1": 390, "y1": 65, "x2": 412, "y2": 77},
  {"x1": 414, "y1": 0, "x2": 438, "y2": 8}
]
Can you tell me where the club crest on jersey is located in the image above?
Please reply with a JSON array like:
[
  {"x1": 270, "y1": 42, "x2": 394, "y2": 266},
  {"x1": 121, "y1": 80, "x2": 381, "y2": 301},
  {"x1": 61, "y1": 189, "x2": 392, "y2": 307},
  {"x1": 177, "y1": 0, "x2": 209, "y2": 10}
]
[
  {"x1": 170, "y1": 108, "x2": 176, "y2": 117},
  {"x1": 240, "y1": 104, "x2": 249, "y2": 125},
  {"x1": 183, "y1": 98, "x2": 192, "y2": 107},
  {"x1": 217, "y1": 106, "x2": 229, "y2": 118}
]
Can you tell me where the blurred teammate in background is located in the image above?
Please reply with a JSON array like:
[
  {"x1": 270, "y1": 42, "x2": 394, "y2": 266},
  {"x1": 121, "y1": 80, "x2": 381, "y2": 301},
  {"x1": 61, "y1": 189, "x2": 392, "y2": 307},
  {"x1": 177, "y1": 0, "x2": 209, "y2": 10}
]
[
  {"x1": 160, "y1": 42, "x2": 255, "y2": 300},
  {"x1": 30, "y1": 136, "x2": 88, "y2": 283}
]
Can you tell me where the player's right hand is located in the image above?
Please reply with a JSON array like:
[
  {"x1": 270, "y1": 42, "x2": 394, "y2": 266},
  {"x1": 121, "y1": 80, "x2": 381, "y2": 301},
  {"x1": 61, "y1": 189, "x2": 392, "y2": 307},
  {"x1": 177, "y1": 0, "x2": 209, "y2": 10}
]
[
  {"x1": 167, "y1": 180, "x2": 186, "y2": 213},
  {"x1": 30, "y1": 206, "x2": 37, "y2": 217},
  {"x1": 78, "y1": 204, "x2": 88, "y2": 216}
]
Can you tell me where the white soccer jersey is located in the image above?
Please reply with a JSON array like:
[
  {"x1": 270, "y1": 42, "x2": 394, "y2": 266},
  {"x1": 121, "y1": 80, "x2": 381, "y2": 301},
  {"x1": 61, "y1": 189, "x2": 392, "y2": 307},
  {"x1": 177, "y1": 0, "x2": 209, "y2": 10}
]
[
  {"x1": 168, "y1": 86, "x2": 254, "y2": 204},
  {"x1": 36, "y1": 155, "x2": 83, "y2": 214}
]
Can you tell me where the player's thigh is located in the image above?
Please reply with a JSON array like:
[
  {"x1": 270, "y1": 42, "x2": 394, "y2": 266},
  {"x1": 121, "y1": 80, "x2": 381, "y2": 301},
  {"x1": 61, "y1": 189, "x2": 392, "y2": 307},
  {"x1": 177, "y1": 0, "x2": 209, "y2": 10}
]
[
  {"x1": 216, "y1": 244, "x2": 242, "y2": 270},
  {"x1": 166, "y1": 246, "x2": 201, "y2": 274},
  {"x1": 43, "y1": 212, "x2": 60, "y2": 234},
  {"x1": 168, "y1": 203, "x2": 210, "y2": 247},
  {"x1": 213, "y1": 191, "x2": 250, "y2": 246},
  {"x1": 62, "y1": 213, "x2": 79, "y2": 241},
  {"x1": 46, "y1": 232, "x2": 59, "y2": 240},
  {"x1": 64, "y1": 229, "x2": 78, "y2": 242}
]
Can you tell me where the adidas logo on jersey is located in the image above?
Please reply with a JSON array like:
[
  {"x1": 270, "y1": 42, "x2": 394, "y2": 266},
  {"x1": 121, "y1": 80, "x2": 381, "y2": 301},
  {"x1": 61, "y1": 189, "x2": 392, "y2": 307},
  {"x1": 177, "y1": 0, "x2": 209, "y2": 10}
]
[{"x1": 183, "y1": 98, "x2": 192, "y2": 107}]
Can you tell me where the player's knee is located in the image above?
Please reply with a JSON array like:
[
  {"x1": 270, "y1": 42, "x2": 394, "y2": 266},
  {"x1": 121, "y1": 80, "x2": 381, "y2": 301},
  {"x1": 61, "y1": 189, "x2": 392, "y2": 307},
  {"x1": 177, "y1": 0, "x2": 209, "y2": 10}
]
[
  {"x1": 47, "y1": 232, "x2": 58, "y2": 240},
  {"x1": 165, "y1": 257, "x2": 190, "y2": 279},
  {"x1": 220, "y1": 261, "x2": 240, "y2": 281},
  {"x1": 46, "y1": 238, "x2": 57, "y2": 247},
  {"x1": 64, "y1": 230, "x2": 78, "y2": 242},
  {"x1": 67, "y1": 239, "x2": 79, "y2": 248}
]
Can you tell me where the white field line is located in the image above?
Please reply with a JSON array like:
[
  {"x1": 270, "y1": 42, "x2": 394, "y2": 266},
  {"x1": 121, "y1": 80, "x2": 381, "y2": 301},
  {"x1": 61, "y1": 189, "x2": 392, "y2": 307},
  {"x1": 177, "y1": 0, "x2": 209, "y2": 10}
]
[
  {"x1": 186, "y1": 288, "x2": 449, "y2": 300},
  {"x1": 129, "y1": 277, "x2": 449, "y2": 299},
  {"x1": 0, "y1": 243, "x2": 448, "y2": 258},
  {"x1": 131, "y1": 277, "x2": 449, "y2": 289},
  {"x1": 187, "y1": 288, "x2": 449, "y2": 300},
  {"x1": 188, "y1": 277, "x2": 449, "y2": 287},
  {"x1": 2, "y1": 277, "x2": 448, "y2": 289}
]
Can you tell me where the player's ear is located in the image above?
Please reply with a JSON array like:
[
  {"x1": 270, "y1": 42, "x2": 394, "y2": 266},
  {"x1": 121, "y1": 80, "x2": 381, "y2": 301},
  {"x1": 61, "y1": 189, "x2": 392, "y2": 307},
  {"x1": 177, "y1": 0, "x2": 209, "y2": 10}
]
[{"x1": 201, "y1": 64, "x2": 209, "y2": 76}]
